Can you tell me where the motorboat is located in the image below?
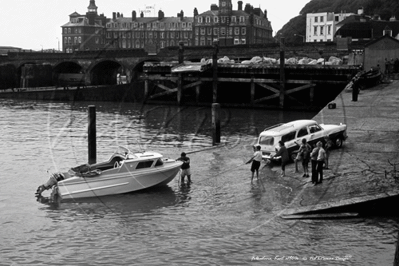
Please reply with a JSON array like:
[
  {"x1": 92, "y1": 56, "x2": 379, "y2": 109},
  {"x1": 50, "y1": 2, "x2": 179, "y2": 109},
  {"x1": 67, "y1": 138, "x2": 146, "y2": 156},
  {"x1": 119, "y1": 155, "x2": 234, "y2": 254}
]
[{"x1": 35, "y1": 146, "x2": 182, "y2": 201}]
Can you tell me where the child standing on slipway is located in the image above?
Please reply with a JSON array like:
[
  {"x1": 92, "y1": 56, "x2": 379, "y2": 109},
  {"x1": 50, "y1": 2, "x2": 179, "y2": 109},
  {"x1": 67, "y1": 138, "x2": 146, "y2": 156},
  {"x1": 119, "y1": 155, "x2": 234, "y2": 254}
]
[{"x1": 246, "y1": 145, "x2": 263, "y2": 182}]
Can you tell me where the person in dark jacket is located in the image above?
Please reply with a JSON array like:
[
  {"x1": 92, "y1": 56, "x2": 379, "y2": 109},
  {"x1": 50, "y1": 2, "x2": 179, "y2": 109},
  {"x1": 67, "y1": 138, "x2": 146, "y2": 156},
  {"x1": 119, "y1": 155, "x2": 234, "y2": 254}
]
[
  {"x1": 310, "y1": 144, "x2": 320, "y2": 184},
  {"x1": 176, "y1": 152, "x2": 191, "y2": 184},
  {"x1": 272, "y1": 141, "x2": 289, "y2": 177}
]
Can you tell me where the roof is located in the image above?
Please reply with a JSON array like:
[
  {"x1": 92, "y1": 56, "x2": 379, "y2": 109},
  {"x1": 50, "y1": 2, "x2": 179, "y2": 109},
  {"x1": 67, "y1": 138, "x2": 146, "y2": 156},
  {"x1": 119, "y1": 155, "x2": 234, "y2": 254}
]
[
  {"x1": 111, "y1": 16, "x2": 194, "y2": 23},
  {"x1": 69, "y1": 12, "x2": 81, "y2": 17},
  {"x1": 198, "y1": 10, "x2": 254, "y2": 17},
  {"x1": 364, "y1": 34, "x2": 399, "y2": 48},
  {"x1": 337, "y1": 20, "x2": 399, "y2": 39},
  {"x1": 260, "y1": 120, "x2": 316, "y2": 136}
]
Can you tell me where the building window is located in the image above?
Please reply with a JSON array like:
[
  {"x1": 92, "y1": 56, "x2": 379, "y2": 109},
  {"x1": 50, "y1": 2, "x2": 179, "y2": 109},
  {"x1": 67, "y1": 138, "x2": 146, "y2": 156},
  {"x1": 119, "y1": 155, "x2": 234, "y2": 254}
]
[
  {"x1": 222, "y1": 17, "x2": 226, "y2": 23},
  {"x1": 188, "y1": 22, "x2": 192, "y2": 28},
  {"x1": 384, "y1": 29, "x2": 393, "y2": 36},
  {"x1": 314, "y1": 26, "x2": 317, "y2": 35},
  {"x1": 195, "y1": 28, "x2": 199, "y2": 35},
  {"x1": 239, "y1": 16, "x2": 245, "y2": 23},
  {"x1": 241, "y1": 27, "x2": 246, "y2": 35},
  {"x1": 234, "y1": 37, "x2": 240, "y2": 44},
  {"x1": 171, "y1": 32, "x2": 175, "y2": 38},
  {"x1": 320, "y1": 16, "x2": 324, "y2": 22},
  {"x1": 64, "y1": 37, "x2": 67, "y2": 43},
  {"x1": 231, "y1": 16, "x2": 236, "y2": 23},
  {"x1": 214, "y1": 17, "x2": 219, "y2": 23},
  {"x1": 328, "y1": 25, "x2": 331, "y2": 35},
  {"x1": 235, "y1": 27, "x2": 239, "y2": 35},
  {"x1": 198, "y1": 17, "x2": 203, "y2": 23},
  {"x1": 78, "y1": 37, "x2": 82, "y2": 43},
  {"x1": 182, "y1": 22, "x2": 186, "y2": 28},
  {"x1": 320, "y1": 26, "x2": 324, "y2": 35},
  {"x1": 315, "y1": 17, "x2": 318, "y2": 23},
  {"x1": 206, "y1": 17, "x2": 210, "y2": 23},
  {"x1": 200, "y1": 37, "x2": 205, "y2": 46},
  {"x1": 214, "y1": 28, "x2": 219, "y2": 36},
  {"x1": 200, "y1": 27, "x2": 205, "y2": 35},
  {"x1": 64, "y1": 28, "x2": 67, "y2": 34},
  {"x1": 221, "y1": 27, "x2": 226, "y2": 35},
  {"x1": 241, "y1": 38, "x2": 246, "y2": 44},
  {"x1": 207, "y1": 27, "x2": 212, "y2": 35},
  {"x1": 68, "y1": 28, "x2": 71, "y2": 34}
]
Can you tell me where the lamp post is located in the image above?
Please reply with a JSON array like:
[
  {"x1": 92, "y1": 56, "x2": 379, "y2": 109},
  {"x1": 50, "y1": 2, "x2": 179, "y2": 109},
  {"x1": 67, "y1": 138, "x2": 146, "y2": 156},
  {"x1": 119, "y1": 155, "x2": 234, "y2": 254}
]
[{"x1": 294, "y1": 34, "x2": 305, "y2": 43}]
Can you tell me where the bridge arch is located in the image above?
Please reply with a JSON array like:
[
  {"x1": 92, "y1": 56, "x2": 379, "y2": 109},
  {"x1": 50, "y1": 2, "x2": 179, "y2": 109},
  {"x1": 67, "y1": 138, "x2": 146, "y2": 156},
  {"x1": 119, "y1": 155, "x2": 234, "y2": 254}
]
[{"x1": 87, "y1": 59, "x2": 123, "y2": 85}]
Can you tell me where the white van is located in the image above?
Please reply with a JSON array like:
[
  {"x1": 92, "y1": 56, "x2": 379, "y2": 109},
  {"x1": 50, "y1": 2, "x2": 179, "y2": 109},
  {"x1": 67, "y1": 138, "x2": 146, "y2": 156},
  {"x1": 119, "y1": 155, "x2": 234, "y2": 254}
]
[{"x1": 255, "y1": 119, "x2": 347, "y2": 161}]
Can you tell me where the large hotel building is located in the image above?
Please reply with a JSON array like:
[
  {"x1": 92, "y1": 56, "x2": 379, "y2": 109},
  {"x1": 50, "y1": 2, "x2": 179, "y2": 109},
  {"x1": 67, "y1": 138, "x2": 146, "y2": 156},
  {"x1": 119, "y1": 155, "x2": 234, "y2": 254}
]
[{"x1": 62, "y1": 0, "x2": 273, "y2": 53}]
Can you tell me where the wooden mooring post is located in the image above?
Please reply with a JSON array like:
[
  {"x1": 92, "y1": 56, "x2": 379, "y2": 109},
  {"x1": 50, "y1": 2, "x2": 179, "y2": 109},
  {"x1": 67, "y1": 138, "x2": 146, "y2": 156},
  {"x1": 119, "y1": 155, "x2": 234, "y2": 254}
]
[
  {"x1": 212, "y1": 40, "x2": 219, "y2": 103},
  {"x1": 279, "y1": 37, "x2": 286, "y2": 109},
  {"x1": 88, "y1": 105, "x2": 96, "y2": 164},
  {"x1": 177, "y1": 41, "x2": 184, "y2": 105},
  {"x1": 212, "y1": 103, "x2": 221, "y2": 145}
]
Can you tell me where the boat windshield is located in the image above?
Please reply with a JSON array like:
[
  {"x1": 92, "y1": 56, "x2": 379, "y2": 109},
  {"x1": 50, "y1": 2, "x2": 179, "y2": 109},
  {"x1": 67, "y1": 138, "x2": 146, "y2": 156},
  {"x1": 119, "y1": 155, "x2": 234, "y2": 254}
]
[{"x1": 114, "y1": 146, "x2": 130, "y2": 157}]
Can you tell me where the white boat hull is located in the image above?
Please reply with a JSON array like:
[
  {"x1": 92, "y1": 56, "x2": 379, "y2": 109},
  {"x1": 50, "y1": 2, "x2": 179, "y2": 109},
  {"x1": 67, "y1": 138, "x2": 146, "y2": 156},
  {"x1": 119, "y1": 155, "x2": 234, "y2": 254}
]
[{"x1": 57, "y1": 162, "x2": 181, "y2": 200}]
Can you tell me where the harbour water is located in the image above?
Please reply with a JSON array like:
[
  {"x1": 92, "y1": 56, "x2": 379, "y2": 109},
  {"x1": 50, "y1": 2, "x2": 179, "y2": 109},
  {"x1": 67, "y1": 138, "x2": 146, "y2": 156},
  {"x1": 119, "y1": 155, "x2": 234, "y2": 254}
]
[{"x1": 0, "y1": 99, "x2": 398, "y2": 265}]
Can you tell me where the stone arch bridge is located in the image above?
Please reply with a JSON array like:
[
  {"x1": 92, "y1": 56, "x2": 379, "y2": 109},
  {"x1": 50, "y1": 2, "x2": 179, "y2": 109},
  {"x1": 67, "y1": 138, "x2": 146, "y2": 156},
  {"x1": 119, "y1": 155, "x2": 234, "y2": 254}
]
[{"x1": 0, "y1": 42, "x2": 348, "y2": 90}]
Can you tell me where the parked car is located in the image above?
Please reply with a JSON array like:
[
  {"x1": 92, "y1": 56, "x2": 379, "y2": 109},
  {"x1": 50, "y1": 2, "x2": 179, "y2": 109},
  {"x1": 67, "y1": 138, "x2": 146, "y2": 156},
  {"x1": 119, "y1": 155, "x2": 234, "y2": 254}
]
[{"x1": 255, "y1": 119, "x2": 347, "y2": 161}]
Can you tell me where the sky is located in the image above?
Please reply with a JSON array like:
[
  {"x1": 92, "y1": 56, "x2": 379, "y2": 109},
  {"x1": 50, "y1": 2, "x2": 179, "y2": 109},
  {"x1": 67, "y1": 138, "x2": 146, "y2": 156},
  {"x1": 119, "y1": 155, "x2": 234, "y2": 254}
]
[{"x1": 0, "y1": 0, "x2": 310, "y2": 51}]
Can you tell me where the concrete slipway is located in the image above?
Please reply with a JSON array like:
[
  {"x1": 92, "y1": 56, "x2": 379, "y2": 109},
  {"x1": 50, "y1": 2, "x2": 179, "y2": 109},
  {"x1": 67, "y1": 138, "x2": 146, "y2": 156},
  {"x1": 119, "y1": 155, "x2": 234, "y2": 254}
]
[
  {"x1": 185, "y1": 79, "x2": 399, "y2": 219},
  {"x1": 280, "y1": 79, "x2": 399, "y2": 218}
]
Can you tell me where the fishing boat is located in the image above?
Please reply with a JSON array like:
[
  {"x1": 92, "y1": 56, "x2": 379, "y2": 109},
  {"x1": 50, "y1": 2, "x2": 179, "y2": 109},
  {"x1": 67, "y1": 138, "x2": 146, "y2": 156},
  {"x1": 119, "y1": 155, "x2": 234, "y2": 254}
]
[{"x1": 35, "y1": 146, "x2": 182, "y2": 201}]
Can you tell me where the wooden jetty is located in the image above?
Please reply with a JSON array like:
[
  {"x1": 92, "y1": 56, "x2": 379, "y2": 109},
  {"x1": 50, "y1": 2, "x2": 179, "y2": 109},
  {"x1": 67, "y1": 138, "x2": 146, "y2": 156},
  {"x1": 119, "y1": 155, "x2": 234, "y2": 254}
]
[{"x1": 140, "y1": 42, "x2": 360, "y2": 108}]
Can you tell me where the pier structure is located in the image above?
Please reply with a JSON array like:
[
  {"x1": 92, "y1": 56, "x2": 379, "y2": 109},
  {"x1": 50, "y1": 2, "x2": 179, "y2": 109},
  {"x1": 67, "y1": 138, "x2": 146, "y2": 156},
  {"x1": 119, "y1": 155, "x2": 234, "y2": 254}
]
[
  {"x1": 0, "y1": 42, "x2": 361, "y2": 107},
  {"x1": 141, "y1": 43, "x2": 359, "y2": 108}
]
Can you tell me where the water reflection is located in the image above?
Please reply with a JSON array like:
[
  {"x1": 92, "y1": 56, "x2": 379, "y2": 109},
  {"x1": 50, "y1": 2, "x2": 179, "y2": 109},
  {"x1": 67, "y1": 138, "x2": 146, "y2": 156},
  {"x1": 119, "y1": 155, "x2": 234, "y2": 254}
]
[{"x1": 39, "y1": 186, "x2": 178, "y2": 215}]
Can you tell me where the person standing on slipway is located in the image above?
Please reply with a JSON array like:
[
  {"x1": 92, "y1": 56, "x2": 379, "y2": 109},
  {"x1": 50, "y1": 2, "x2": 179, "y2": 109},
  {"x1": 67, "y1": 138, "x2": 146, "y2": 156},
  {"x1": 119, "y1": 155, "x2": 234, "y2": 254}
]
[
  {"x1": 246, "y1": 145, "x2": 263, "y2": 182},
  {"x1": 176, "y1": 152, "x2": 191, "y2": 184}
]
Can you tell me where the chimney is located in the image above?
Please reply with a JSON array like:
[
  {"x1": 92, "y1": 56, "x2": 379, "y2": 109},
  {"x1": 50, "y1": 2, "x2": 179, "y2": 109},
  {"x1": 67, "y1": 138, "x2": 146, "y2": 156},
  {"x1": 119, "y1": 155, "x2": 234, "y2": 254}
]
[
  {"x1": 158, "y1": 10, "x2": 164, "y2": 20},
  {"x1": 117, "y1": 12, "x2": 120, "y2": 18},
  {"x1": 180, "y1": 10, "x2": 184, "y2": 21},
  {"x1": 132, "y1": 11, "x2": 136, "y2": 21},
  {"x1": 113, "y1": 12, "x2": 116, "y2": 20},
  {"x1": 244, "y1": 4, "x2": 253, "y2": 14},
  {"x1": 194, "y1": 8, "x2": 198, "y2": 17},
  {"x1": 238, "y1": 1, "x2": 243, "y2": 11},
  {"x1": 358, "y1": 7, "x2": 364, "y2": 15},
  {"x1": 390, "y1": 15, "x2": 396, "y2": 21},
  {"x1": 211, "y1": 4, "x2": 219, "y2": 11},
  {"x1": 140, "y1": 11, "x2": 144, "y2": 18},
  {"x1": 264, "y1": 9, "x2": 268, "y2": 19}
]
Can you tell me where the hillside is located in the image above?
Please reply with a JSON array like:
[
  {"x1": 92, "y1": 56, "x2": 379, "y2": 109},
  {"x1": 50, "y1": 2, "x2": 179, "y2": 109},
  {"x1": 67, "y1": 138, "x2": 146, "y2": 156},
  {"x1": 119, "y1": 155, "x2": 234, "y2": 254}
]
[{"x1": 276, "y1": 0, "x2": 399, "y2": 43}]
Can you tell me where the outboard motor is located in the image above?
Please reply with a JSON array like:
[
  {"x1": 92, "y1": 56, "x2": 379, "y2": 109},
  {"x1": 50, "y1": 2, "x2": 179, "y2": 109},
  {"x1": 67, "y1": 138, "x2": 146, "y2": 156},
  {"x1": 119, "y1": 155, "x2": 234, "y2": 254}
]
[{"x1": 35, "y1": 173, "x2": 64, "y2": 197}]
